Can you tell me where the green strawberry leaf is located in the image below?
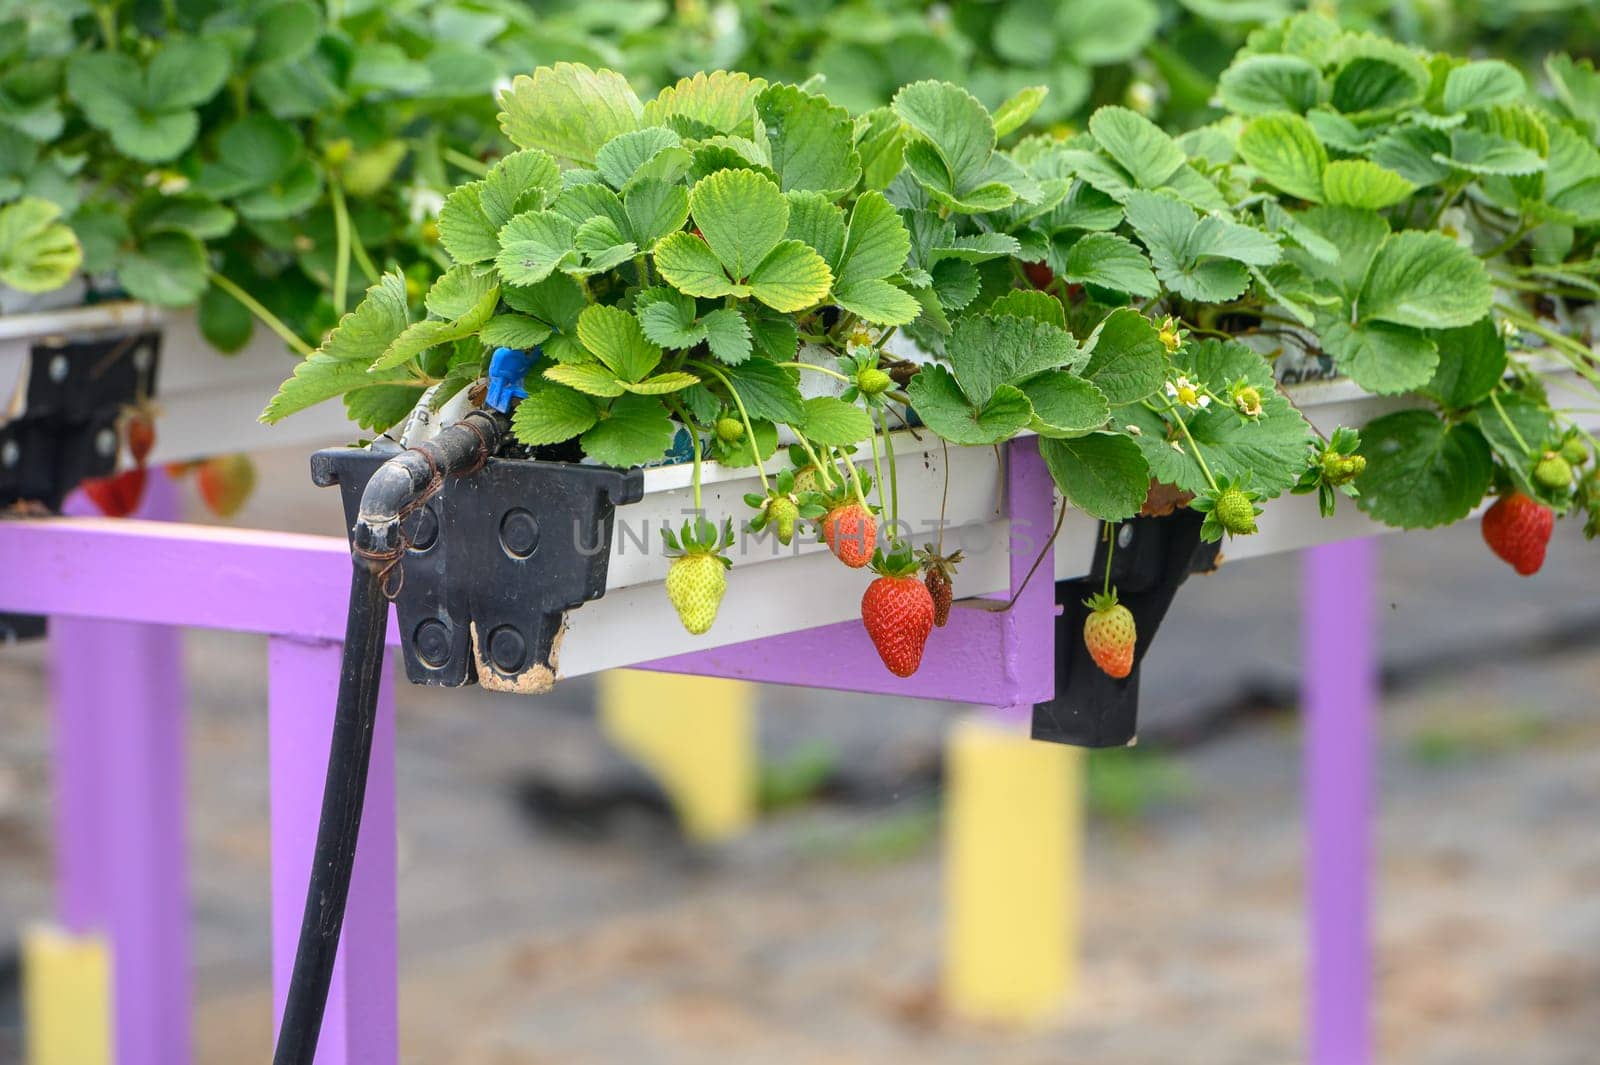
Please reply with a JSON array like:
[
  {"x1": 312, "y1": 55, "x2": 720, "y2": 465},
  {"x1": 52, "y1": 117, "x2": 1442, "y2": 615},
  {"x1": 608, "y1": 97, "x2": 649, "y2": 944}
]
[
  {"x1": 1355, "y1": 410, "x2": 1493, "y2": 528},
  {"x1": 906, "y1": 364, "x2": 1034, "y2": 445},
  {"x1": 0, "y1": 197, "x2": 80, "y2": 294},
  {"x1": 1059, "y1": 232, "x2": 1158, "y2": 297},
  {"x1": 344, "y1": 385, "x2": 425, "y2": 434},
  {"x1": 620, "y1": 371, "x2": 701, "y2": 396},
  {"x1": 496, "y1": 210, "x2": 578, "y2": 286},
  {"x1": 653, "y1": 231, "x2": 736, "y2": 298},
  {"x1": 746, "y1": 239, "x2": 833, "y2": 312},
  {"x1": 1040, "y1": 432, "x2": 1151, "y2": 522},
  {"x1": 721, "y1": 358, "x2": 805, "y2": 424},
  {"x1": 580, "y1": 393, "x2": 676, "y2": 467},
  {"x1": 595, "y1": 128, "x2": 682, "y2": 190},
  {"x1": 948, "y1": 313, "x2": 1084, "y2": 407},
  {"x1": 260, "y1": 272, "x2": 413, "y2": 423},
  {"x1": 785, "y1": 191, "x2": 847, "y2": 268},
  {"x1": 892, "y1": 81, "x2": 1017, "y2": 213},
  {"x1": 1357, "y1": 231, "x2": 1492, "y2": 330},
  {"x1": 642, "y1": 71, "x2": 767, "y2": 134},
  {"x1": 372, "y1": 266, "x2": 499, "y2": 372},
  {"x1": 988, "y1": 290, "x2": 1066, "y2": 329},
  {"x1": 623, "y1": 179, "x2": 690, "y2": 249},
  {"x1": 511, "y1": 379, "x2": 599, "y2": 446},
  {"x1": 1442, "y1": 60, "x2": 1525, "y2": 112},
  {"x1": 691, "y1": 168, "x2": 788, "y2": 280},
  {"x1": 576, "y1": 304, "x2": 661, "y2": 383},
  {"x1": 756, "y1": 83, "x2": 862, "y2": 198},
  {"x1": 544, "y1": 361, "x2": 627, "y2": 397},
  {"x1": 1319, "y1": 160, "x2": 1415, "y2": 209},
  {"x1": 117, "y1": 231, "x2": 208, "y2": 307},
  {"x1": 1322, "y1": 320, "x2": 1438, "y2": 395},
  {"x1": 1123, "y1": 190, "x2": 1280, "y2": 303},
  {"x1": 1421, "y1": 317, "x2": 1506, "y2": 410},
  {"x1": 480, "y1": 314, "x2": 553, "y2": 350},
  {"x1": 797, "y1": 395, "x2": 873, "y2": 446},
  {"x1": 498, "y1": 63, "x2": 642, "y2": 166},
  {"x1": 1238, "y1": 112, "x2": 1327, "y2": 202},
  {"x1": 1021, "y1": 373, "x2": 1110, "y2": 437},
  {"x1": 1217, "y1": 54, "x2": 1323, "y2": 115},
  {"x1": 1081, "y1": 308, "x2": 1168, "y2": 405},
  {"x1": 635, "y1": 286, "x2": 704, "y2": 348},
  {"x1": 701, "y1": 307, "x2": 752, "y2": 364},
  {"x1": 1088, "y1": 106, "x2": 1187, "y2": 188}
]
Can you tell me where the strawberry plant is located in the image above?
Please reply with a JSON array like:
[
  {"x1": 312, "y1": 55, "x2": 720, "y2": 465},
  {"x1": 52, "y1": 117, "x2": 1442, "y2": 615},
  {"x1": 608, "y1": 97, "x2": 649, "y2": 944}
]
[{"x1": 263, "y1": 17, "x2": 1600, "y2": 674}]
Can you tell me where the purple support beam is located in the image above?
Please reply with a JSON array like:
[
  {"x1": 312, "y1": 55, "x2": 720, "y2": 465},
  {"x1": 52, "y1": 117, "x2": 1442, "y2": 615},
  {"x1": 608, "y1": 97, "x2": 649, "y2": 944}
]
[
  {"x1": 1303, "y1": 537, "x2": 1378, "y2": 1065},
  {"x1": 643, "y1": 437, "x2": 1060, "y2": 709},
  {"x1": 48, "y1": 470, "x2": 191, "y2": 1065},
  {"x1": 269, "y1": 636, "x2": 398, "y2": 1065}
]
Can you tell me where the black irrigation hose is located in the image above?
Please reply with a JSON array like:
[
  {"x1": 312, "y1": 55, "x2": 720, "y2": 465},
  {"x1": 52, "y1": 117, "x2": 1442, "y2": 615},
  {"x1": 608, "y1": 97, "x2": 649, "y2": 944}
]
[{"x1": 273, "y1": 410, "x2": 507, "y2": 1065}]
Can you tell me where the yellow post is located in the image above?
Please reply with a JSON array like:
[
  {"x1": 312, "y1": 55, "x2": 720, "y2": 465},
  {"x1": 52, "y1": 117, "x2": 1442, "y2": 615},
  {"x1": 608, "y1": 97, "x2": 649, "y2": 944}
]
[
  {"x1": 943, "y1": 716, "x2": 1084, "y2": 1024},
  {"x1": 23, "y1": 924, "x2": 113, "y2": 1065},
  {"x1": 598, "y1": 670, "x2": 755, "y2": 843}
]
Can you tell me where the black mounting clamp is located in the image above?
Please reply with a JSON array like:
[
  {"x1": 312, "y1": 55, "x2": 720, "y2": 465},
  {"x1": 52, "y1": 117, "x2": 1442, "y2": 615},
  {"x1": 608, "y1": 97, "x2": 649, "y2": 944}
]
[
  {"x1": 1031, "y1": 509, "x2": 1221, "y2": 748},
  {"x1": 312, "y1": 448, "x2": 644, "y2": 693}
]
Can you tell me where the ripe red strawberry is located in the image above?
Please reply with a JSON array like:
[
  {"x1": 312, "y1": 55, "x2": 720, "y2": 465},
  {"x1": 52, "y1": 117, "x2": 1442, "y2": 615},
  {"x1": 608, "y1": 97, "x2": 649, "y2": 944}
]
[
  {"x1": 861, "y1": 543, "x2": 934, "y2": 677},
  {"x1": 1023, "y1": 262, "x2": 1055, "y2": 289},
  {"x1": 1481, "y1": 491, "x2": 1553, "y2": 576},
  {"x1": 821, "y1": 501, "x2": 876, "y2": 568},
  {"x1": 1083, "y1": 591, "x2": 1136, "y2": 679},
  {"x1": 81, "y1": 467, "x2": 147, "y2": 518},
  {"x1": 196, "y1": 453, "x2": 256, "y2": 518}
]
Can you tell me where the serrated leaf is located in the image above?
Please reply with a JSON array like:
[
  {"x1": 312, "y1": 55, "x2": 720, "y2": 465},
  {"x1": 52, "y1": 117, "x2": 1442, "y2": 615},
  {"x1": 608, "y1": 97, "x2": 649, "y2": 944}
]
[
  {"x1": 1358, "y1": 231, "x2": 1492, "y2": 330},
  {"x1": 1421, "y1": 317, "x2": 1506, "y2": 410},
  {"x1": 544, "y1": 361, "x2": 626, "y2": 397},
  {"x1": 498, "y1": 63, "x2": 642, "y2": 166},
  {"x1": 437, "y1": 185, "x2": 499, "y2": 264},
  {"x1": 948, "y1": 313, "x2": 1083, "y2": 407},
  {"x1": 1331, "y1": 55, "x2": 1425, "y2": 115},
  {"x1": 621, "y1": 371, "x2": 701, "y2": 395},
  {"x1": 1322, "y1": 320, "x2": 1438, "y2": 395},
  {"x1": 118, "y1": 231, "x2": 208, "y2": 306},
  {"x1": 260, "y1": 273, "x2": 412, "y2": 422},
  {"x1": 1238, "y1": 112, "x2": 1327, "y2": 202},
  {"x1": 747, "y1": 239, "x2": 833, "y2": 312},
  {"x1": 642, "y1": 71, "x2": 767, "y2": 134},
  {"x1": 893, "y1": 81, "x2": 1015, "y2": 213},
  {"x1": 907, "y1": 364, "x2": 1033, "y2": 445},
  {"x1": 1123, "y1": 190, "x2": 1277, "y2": 303},
  {"x1": 1060, "y1": 232, "x2": 1158, "y2": 297},
  {"x1": 699, "y1": 307, "x2": 752, "y2": 365},
  {"x1": 636, "y1": 287, "x2": 703, "y2": 348},
  {"x1": 480, "y1": 149, "x2": 563, "y2": 226},
  {"x1": 1040, "y1": 432, "x2": 1150, "y2": 521},
  {"x1": 785, "y1": 191, "x2": 847, "y2": 268},
  {"x1": 1082, "y1": 308, "x2": 1167, "y2": 404},
  {"x1": 1021, "y1": 373, "x2": 1110, "y2": 437},
  {"x1": 756, "y1": 83, "x2": 862, "y2": 197},
  {"x1": 511, "y1": 379, "x2": 599, "y2": 445},
  {"x1": 721, "y1": 358, "x2": 804, "y2": 423},
  {"x1": 1218, "y1": 54, "x2": 1323, "y2": 115},
  {"x1": 581, "y1": 393, "x2": 676, "y2": 467},
  {"x1": 595, "y1": 128, "x2": 681, "y2": 190},
  {"x1": 0, "y1": 197, "x2": 80, "y2": 294},
  {"x1": 344, "y1": 385, "x2": 424, "y2": 434},
  {"x1": 691, "y1": 168, "x2": 788, "y2": 279},
  {"x1": 1442, "y1": 61, "x2": 1525, "y2": 114},
  {"x1": 797, "y1": 395, "x2": 873, "y2": 445},
  {"x1": 496, "y1": 210, "x2": 577, "y2": 285},
  {"x1": 1437, "y1": 128, "x2": 1545, "y2": 176},
  {"x1": 835, "y1": 191, "x2": 910, "y2": 288},
  {"x1": 1320, "y1": 160, "x2": 1414, "y2": 209},
  {"x1": 1089, "y1": 106, "x2": 1186, "y2": 188},
  {"x1": 653, "y1": 232, "x2": 736, "y2": 298},
  {"x1": 576, "y1": 303, "x2": 661, "y2": 382},
  {"x1": 424, "y1": 264, "x2": 497, "y2": 320},
  {"x1": 623, "y1": 180, "x2": 690, "y2": 249},
  {"x1": 833, "y1": 278, "x2": 920, "y2": 326},
  {"x1": 371, "y1": 267, "x2": 498, "y2": 372},
  {"x1": 1355, "y1": 410, "x2": 1492, "y2": 529},
  {"x1": 480, "y1": 314, "x2": 553, "y2": 349},
  {"x1": 989, "y1": 290, "x2": 1066, "y2": 329},
  {"x1": 993, "y1": 85, "x2": 1048, "y2": 138}
]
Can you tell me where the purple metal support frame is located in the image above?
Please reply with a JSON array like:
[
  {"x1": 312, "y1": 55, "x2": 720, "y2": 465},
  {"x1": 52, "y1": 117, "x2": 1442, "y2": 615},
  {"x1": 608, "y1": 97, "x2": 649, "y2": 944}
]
[
  {"x1": 5, "y1": 438, "x2": 1053, "y2": 1063},
  {"x1": 269, "y1": 637, "x2": 398, "y2": 1065},
  {"x1": 48, "y1": 472, "x2": 192, "y2": 1065},
  {"x1": 1303, "y1": 537, "x2": 1378, "y2": 1065}
]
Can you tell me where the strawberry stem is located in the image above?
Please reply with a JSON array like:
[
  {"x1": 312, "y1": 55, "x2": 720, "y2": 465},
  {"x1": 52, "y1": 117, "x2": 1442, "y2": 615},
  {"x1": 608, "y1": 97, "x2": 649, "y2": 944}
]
[
  {"x1": 1488, "y1": 390, "x2": 1533, "y2": 456},
  {"x1": 330, "y1": 179, "x2": 352, "y2": 316},
  {"x1": 878, "y1": 407, "x2": 900, "y2": 534},
  {"x1": 692, "y1": 361, "x2": 770, "y2": 495},
  {"x1": 1102, "y1": 522, "x2": 1116, "y2": 599},
  {"x1": 791, "y1": 433, "x2": 837, "y2": 490},
  {"x1": 868, "y1": 415, "x2": 890, "y2": 537}
]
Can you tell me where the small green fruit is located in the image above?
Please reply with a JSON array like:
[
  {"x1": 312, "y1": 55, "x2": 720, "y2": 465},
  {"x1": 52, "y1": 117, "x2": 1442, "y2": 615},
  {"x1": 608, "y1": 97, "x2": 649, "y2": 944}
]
[
  {"x1": 768, "y1": 496, "x2": 799, "y2": 544},
  {"x1": 665, "y1": 553, "x2": 728, "y2": 635},
  {"x1": 1322, "y1": 452, "x2": 1366, "y2": 486},
  {"x1": 857, "y1": 367, "x2": 892, "y2": 396},
  {"x1": 1214, "y1": 486, "x2": 1259, "y2": 536},
  {"x1": 1534, "y1": 450, "x2": 1573, "y2": 491},
  {"x1": 1560, "y1": 437, "x2": 1589, "y2": 467},
  {"x1": 715, "y1": 417, "x2": 745, "y2": 443}
]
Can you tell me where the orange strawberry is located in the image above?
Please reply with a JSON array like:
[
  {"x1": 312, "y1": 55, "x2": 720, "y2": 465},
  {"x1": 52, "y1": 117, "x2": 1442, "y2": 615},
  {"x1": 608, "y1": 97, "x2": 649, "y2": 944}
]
[
  {"x1": 1083, "y1": 591, "x2": 1136, "y2": 679},
  {"x1": 196, "y1": 453, "x2": 256, "y2": 518},
  {"x1": 821, "y1": 501, "x2": 876, "y2": 568}
]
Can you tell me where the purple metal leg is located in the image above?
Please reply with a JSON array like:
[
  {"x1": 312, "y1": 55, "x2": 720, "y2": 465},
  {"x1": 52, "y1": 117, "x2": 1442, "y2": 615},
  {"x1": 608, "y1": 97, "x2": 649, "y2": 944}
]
[
  {"x1": 48, "y1": 469, "x2": 191, "y2": 1065},
  {"x1": 1303, "y1": 538, "x2": 1377, "y2": 1065},
  {"x1": 269, "y1": 636, "x2": 398, "y2": 1065}
]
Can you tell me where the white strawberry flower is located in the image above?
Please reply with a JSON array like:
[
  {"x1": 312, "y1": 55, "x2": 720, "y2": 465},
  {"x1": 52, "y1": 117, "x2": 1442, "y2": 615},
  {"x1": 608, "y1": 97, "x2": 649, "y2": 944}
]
[
  {"x1": 1165, "y1": 375, "x2": 1210, "y2": 410},
  {"x1": 406, "y1": 184, "x2": 445, "y2": 223}
]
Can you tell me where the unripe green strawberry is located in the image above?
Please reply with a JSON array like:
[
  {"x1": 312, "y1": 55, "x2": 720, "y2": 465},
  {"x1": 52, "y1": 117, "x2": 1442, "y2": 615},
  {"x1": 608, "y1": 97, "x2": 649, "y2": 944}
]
[
  {"x1": 857, "y1": 367, "x2": 892, "y2": 396},
  {"x1": 1560, "y1": 437, "x2": 1588, "y2": 467},
  {"x1": 1082, "y1": 592, "x2": 1136, "y2": 679},
  {"x1": 1214, "y1": 485, "x2": 1259, "y2": 536},
  {"x1": 768, "y1": 496, "x2": 799, "y2": 544},
  {"x1": 1322, "y1": 452, "x2": 1366, "y2": 486},
  {"x1": 1534, "y1": 450, "x2": 1573, "y2": 491},
  {"x1": 714, "y1": 417, "x2": 744, "y2": 443},
  {"x1": 792, "y1": 466, "x2": 820, "y2": 495},
  {"x1": 665, "y1": 553, "x2": 727, "y2": 635}
]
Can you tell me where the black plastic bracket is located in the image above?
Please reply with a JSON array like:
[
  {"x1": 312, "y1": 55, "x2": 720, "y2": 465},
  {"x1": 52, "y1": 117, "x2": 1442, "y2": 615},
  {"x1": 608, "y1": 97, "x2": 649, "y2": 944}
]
[
  {"x1": 1030, "y1": 510, "x2": 1221, "y2": 748},
  {"x1": 312, "y1": 448, "x2": 644, "y2": 693},
  {"x1": 1, "y1": 330, "x2": 160, "y2": 643},
  {"x1": 0, "y1": 330, "x2": 160, "y2": 511}
]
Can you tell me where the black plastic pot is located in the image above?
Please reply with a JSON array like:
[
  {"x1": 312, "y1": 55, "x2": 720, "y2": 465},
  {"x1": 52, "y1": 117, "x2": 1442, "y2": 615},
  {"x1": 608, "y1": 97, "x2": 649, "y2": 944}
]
[
  {"x1": 0, "y1": 329, "x2": 160, "y2": 511},
  {"x1": 1031, "y1": 509, "x2": 1220, "y2": 748},
  {"x1": 312, "y1": 448, "x2": 643, "y2": 693}
]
